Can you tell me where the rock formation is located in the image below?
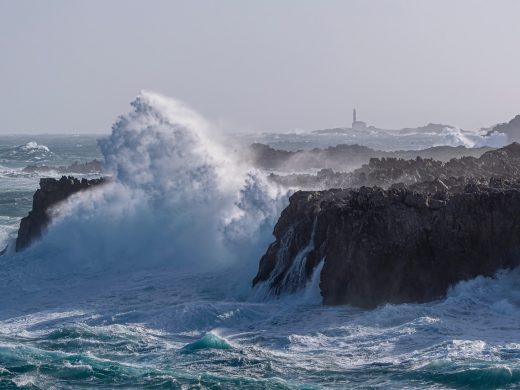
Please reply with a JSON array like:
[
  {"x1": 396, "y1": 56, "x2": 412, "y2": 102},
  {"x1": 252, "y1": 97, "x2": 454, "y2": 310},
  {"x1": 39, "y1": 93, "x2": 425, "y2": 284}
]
[
  {"x1": 270, "y1": 143, "x2": 520, "y2": 190},
  {"x1": 15, "y1": 176, "x2": 106, "y2": 251},
  {"x1": 249, "y1": 143, "x2": 492, "y2": 172},
  {"x1": 253, "y1": 179, "x2": 520, "y2": 307}
]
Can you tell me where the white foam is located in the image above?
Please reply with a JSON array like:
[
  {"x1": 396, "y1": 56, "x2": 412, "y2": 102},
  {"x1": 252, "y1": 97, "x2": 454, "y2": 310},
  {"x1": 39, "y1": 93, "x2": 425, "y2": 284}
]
[
  {"x1": 21, "y1": 141, "x2": 50, "y2": 152},
  {"x1": 433, "y1": 127, "x2": 475, "y2": 148},
  {"x1": 2, "y1": 91, "x2": 287, "y2": 304}
]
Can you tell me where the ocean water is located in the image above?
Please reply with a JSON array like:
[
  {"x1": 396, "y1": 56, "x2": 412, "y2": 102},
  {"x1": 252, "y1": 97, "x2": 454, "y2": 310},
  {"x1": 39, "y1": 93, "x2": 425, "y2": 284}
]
[
  {"x1": 0, "y1": 135, "x2": 102, "y2": 250},
  {"x1": 236, "y1": 124, "x2": 507, "y2": 152},
  {"x1": 0, "y1": 93, "x2": 519, "y2": 389}
]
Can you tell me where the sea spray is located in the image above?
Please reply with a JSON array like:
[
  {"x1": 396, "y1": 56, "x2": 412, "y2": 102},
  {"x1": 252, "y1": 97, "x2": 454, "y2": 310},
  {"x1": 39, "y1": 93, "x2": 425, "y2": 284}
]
[
  {"x1": 433, "y1": 126, "x2": 508, "y2": 148},
  {"x1": 4, "y1": 91, "x2": 287, "y2": 296},
  {"x1": 2, "y1": 130, "x2": 520, "y2": 387}
]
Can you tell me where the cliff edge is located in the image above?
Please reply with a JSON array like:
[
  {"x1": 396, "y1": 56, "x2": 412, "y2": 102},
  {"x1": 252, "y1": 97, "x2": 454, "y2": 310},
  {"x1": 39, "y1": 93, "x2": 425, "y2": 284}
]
[
  {"x1": 253, "y1": 179, "x2": 520, "y2": 307},
  {"x1": 16, "y1": 176, "x2": 106, "y2": 251}
]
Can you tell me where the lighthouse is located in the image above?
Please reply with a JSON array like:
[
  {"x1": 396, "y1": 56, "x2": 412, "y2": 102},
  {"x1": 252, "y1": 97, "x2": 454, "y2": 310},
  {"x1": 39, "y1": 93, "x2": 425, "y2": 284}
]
[{"x1": 352, "y1": 108, "x2": 367, "y2": 130}]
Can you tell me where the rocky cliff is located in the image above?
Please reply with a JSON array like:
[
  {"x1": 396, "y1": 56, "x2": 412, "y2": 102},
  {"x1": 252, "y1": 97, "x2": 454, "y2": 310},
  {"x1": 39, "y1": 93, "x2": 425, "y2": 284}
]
[
  {"x1": 270, "y1": 142, "x2": 520, "y2": 190},
  {"x1": 250, "y1": 143, "x2": 492, "y2": 172},
  {"x1": 16, "y1": 176, "x2": 106, "y2": 251},
  {"x1": 253, "y1": 179, "x2": 520, "y2": 307}
]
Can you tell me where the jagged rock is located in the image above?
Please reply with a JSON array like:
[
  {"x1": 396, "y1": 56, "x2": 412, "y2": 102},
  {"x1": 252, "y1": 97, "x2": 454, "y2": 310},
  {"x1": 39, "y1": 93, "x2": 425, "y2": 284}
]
[
  {"x1": 253, "y1": 179, "x2": 520, "y2": 307},
  {"x1": 15, "y1": 176, "x2": 106, "y2": 251},
  {"x1": 249, "y1": 143, "x2": 492, "y2": 172},
  {"x1": 270, "y1": 143, "x2": 520, "y2": 190}
]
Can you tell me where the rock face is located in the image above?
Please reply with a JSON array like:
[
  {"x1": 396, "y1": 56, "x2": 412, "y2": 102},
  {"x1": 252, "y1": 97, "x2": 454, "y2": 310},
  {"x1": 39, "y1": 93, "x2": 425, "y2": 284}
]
[
  {"x1": 16, "y1": 176, "x2": 106, "y2": 251},
  {"x1": 253, "y1": 179, "x2": 520, "y2": 307},
  {"x1": 270, "y1": 143, "x2": 520, "y2": 190}
]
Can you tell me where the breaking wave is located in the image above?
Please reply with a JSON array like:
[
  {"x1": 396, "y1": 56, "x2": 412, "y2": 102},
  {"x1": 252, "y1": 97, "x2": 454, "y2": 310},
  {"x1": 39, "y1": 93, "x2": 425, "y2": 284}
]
[
  {"x1": 2, "y1": 92, "x2": 287, "y2": 303},
  {"x1": 432, "y1": 126, "x2": 509, "y2": 148},
  {"x1": 22, "y1": 141, "x2": 50, "y2": 152},
  {"x1": 1, "y1": 95, "x2": 520, "y2": 387},
  {"x1": 433, "y1": 127, "x2": 476, "y2": 148},
  {"x1": 475, "y1": 130, "x2": 509, "y2": 148}
]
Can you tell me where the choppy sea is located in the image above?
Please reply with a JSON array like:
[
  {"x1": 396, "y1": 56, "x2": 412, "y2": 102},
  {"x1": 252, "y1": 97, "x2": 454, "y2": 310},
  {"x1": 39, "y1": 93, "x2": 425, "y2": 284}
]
[{"x1": 0, "y1": 94, "x2": 519, "y2": 389}]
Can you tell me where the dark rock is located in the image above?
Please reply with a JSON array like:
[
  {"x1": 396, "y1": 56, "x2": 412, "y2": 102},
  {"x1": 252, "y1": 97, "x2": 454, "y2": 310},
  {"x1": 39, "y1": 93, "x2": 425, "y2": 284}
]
[
  {"x1": 249, "y1": 143, "x2": 492, "y2": 172},
  {"x1": 253, "y1": 179, "x2": 520, "y2": 308},
  {"x1": 270, "y1": 143, "x2": 520, "y2": 191},
  {"x1": 15, "y1": 176, "x2": 107, "y2": 251}
]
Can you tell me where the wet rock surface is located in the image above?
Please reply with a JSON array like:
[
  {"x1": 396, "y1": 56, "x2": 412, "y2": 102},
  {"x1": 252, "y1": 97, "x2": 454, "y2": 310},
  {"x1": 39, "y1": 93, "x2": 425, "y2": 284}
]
[
  {"x1": 254, "y1": 178, "x2": 520, "y2": 307},
  {"x1": 16, "y1": 176, "x2": 106, "y2": 251}
]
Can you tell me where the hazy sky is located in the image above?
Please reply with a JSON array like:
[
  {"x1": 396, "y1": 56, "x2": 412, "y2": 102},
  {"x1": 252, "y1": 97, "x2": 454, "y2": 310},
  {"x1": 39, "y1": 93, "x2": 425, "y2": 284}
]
[{"x1": 1, "y1": 0, "x2": 519, "y2": 134}]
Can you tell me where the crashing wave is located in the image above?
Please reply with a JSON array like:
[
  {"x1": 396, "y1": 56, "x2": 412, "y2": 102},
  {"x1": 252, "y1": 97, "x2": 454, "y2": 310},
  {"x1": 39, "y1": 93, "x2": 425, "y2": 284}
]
[
  {"x1": 433, "y1": 127, "x2": 475, "y2": 148},
  {"x1": 6, "y1": 91, "x2": 287, "y2": 291},
  {"x1": 474, "y1": 130, "x2": 509, "y2": 148},
  {"x1": 21, "y1": 141, "x2": 50, "y2": 152},
  {"x1": 432, "y1": 126, "x2": 509, "y2": 148}
]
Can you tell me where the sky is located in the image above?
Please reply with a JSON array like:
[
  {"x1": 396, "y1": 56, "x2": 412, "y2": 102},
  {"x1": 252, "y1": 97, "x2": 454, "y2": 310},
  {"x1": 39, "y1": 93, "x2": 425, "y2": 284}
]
[{"x1": 0, "y1": 0, "x2": 519, "y2": 134}]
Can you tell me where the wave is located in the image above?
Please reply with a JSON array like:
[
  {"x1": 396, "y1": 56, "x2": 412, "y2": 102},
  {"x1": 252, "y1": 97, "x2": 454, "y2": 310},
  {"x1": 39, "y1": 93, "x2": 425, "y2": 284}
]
[
  {"x1": 2, "y1": 266, "x2": 520, "y2": 388},
  {"x1": 181, "y1": 332, "x2": 233, "y2": 353},
  {"x1": 474, "y1": 130, "x2": 509, "y2": 148},
  {"x1": 431, "y1": 126, "x2": 509, "y2": 148},
  {"x1": 432, "y1": 127, "x2": 475, "y2": 148},
  {"x1": 21, "y1": 141, "x2": 50, "y2": 152},
  {"x1": 0, "y1": 141, "x2": 53, "y2": 166},
  {"x1": 0, "y1": 91, "x2": 287, "y2": 311}
]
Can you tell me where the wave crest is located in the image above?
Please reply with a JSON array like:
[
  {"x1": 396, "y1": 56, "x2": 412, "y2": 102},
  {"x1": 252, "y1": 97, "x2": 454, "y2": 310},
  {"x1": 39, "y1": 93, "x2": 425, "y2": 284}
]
[{"x1": 17, "y1": 91, "x2": 287, "y2": 281}]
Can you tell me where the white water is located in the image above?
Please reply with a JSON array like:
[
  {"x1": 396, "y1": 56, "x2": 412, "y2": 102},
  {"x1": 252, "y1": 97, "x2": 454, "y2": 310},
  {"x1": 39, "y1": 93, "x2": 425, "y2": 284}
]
[
  {"x1": 1, "y1": 93, "x2": 520, "y2": 388},
  {"x1": 0, "y1": 92, "x2": 288, "y2": 312}
]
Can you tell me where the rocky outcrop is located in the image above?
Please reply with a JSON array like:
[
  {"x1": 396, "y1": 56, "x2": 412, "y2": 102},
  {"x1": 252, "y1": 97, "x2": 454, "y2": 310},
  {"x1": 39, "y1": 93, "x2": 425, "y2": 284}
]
[
  {"x1": 22, "y1": 159, "x2": 103, "y2": 174},
  {"x1": 250, "y1": 143, "x2": 492, "y2": 172},
  {"x1": 270, "y1": 143, "x2": 520, "y2": 190},
  {"x1": 253, "y1": 179, "x2": 520, "y2": 307},
  {"x1": 15, "y1": 176, "x2": 106, "y2": 251}
]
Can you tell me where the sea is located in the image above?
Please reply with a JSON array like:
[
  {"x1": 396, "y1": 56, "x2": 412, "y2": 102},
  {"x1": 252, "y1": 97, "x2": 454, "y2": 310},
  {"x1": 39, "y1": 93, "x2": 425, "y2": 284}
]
[{"x1": 0, "y1": 92, "x2": 519, "y2": 389}]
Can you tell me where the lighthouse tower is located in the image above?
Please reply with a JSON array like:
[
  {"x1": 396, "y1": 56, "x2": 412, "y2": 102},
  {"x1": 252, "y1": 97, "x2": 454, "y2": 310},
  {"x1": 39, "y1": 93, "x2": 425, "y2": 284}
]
[{"x1": 352, "y1": 108, "x2": 367, "y2": 130}]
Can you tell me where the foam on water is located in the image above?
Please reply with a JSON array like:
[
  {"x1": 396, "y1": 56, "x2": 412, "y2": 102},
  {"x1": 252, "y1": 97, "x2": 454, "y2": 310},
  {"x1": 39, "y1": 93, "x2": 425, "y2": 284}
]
[
  {"x1": 2, "y1": 250, "x2": 520, "y2": 388},
  {"x1": 238, "y1": 124, "x2": 509, "y2": 152},
  {"x1": 0, "y1": 93, "x2": 519, "y2": 388},
  {"x1": 432, "y1": 126, "x2": 476, "y2": 147},
  {"x1": 0, "y1": 92, "x2": 286, "y2": 296},
  {"x1": 22, "y1": 141, "x2": 50, "y2": 152}
]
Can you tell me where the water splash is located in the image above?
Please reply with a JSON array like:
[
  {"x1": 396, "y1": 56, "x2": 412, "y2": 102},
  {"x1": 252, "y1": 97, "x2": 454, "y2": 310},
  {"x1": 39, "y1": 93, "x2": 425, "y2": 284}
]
[{"x1": 1, "y1": 91, "x2": 287, "y2": 306}]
